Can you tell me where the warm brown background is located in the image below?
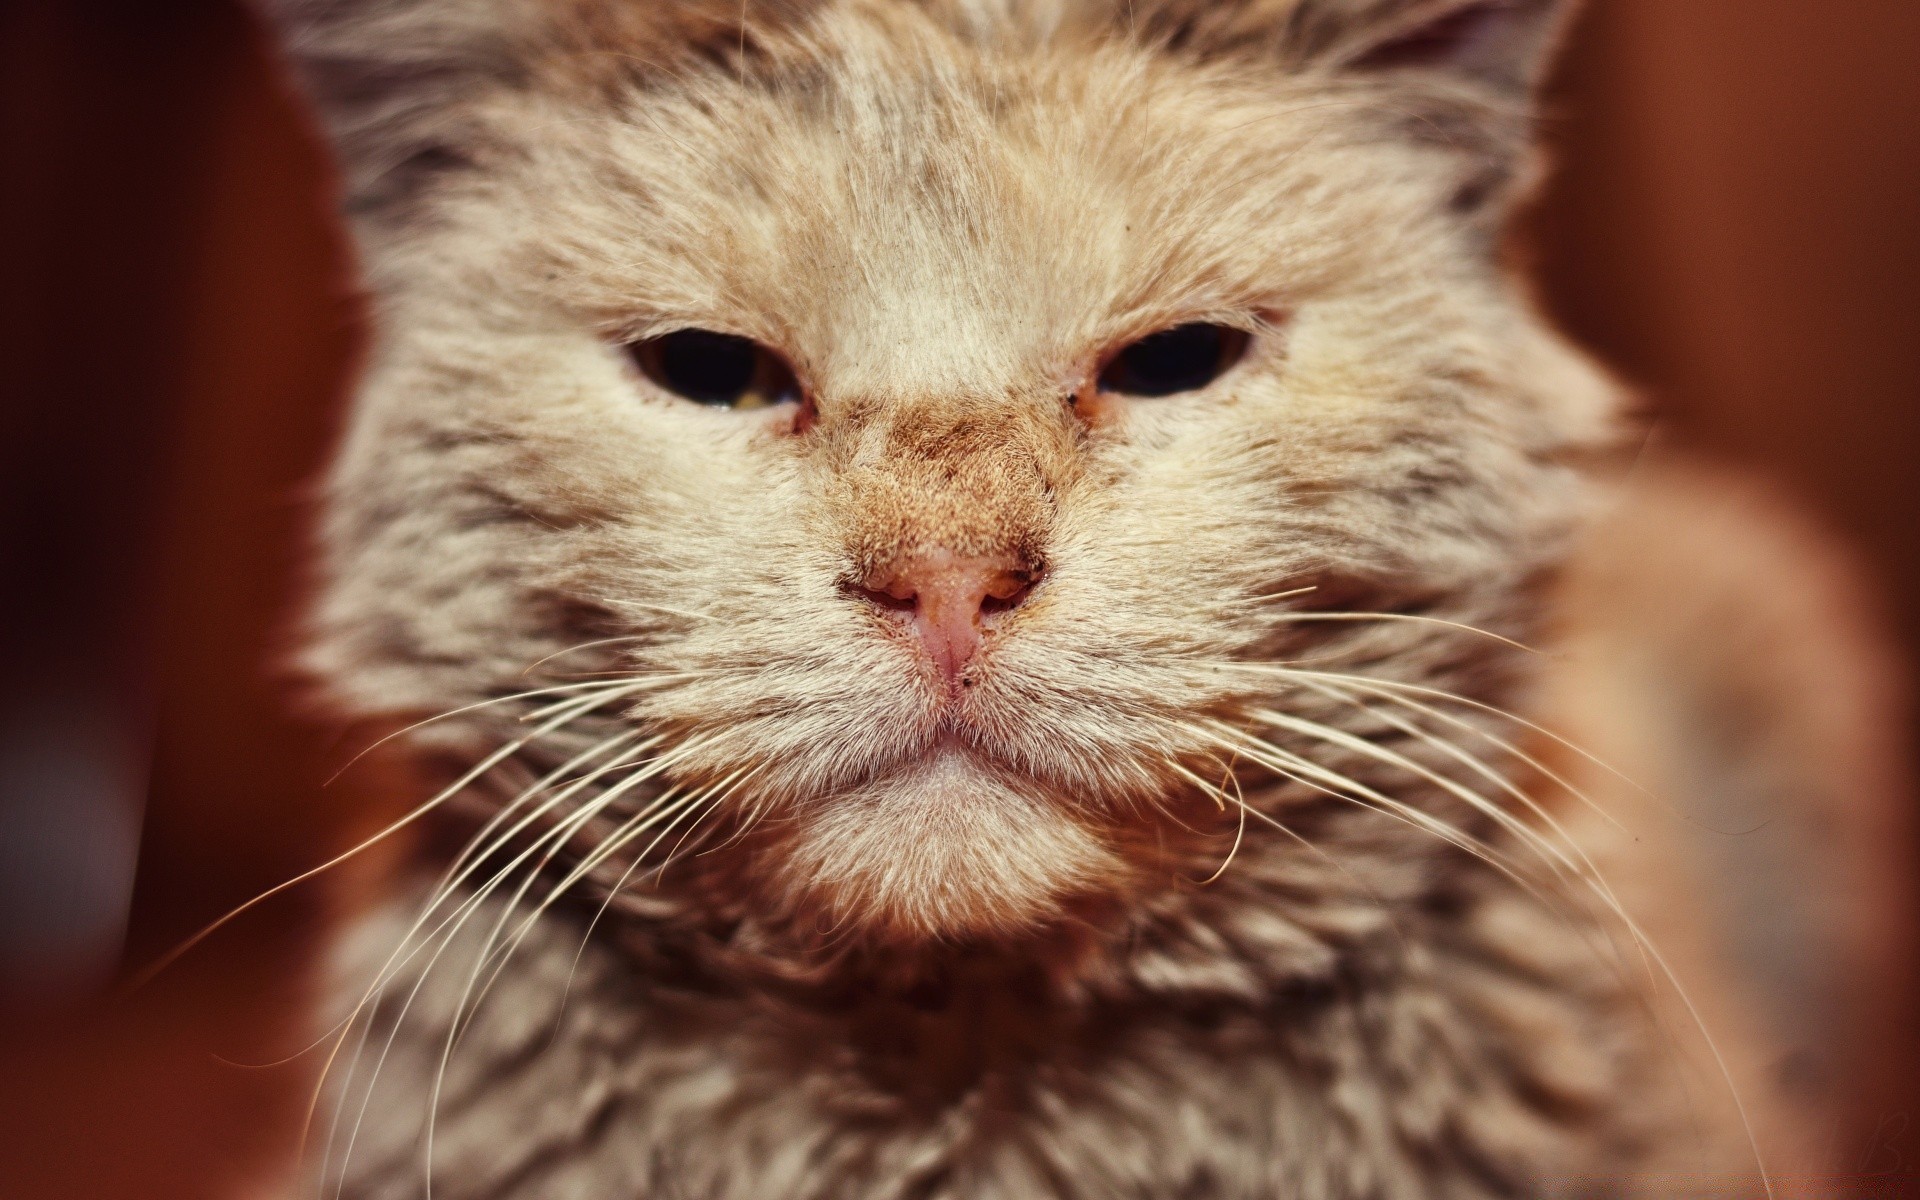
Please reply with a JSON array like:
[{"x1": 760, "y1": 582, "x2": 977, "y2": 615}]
[{"x1": 1, "y1": 1, "x2": 1915, "y2": 1196}]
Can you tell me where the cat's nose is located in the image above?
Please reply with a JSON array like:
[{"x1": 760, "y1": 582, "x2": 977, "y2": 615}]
[{"x1": 853, "y1": 547, "x2": 1042, "y2": 683}]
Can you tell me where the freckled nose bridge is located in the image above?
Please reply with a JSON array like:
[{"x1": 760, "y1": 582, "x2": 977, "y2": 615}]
[{"x1": 831, "y1": 393, "x2": 1069, "y2": 684}]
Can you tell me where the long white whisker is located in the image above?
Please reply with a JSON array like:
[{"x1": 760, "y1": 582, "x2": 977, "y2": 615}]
[
  {"x1": 324, "y1": 680, "x2": 632, "y2": 787},
  {"x1": 419, "y1": 783, "x2": 697, "y2": 1180},
  {"x1": 432, "y1": 735, "x2": 730, "y2": 1049},
  {"x1": 333, "y1": 767, "x2": 668, "y2": 1199},
  {"x1": 496, "y1": 762, "x2": 769, "y2": 1044},
  {"x1": 1303, "y1": 671, "x2": 1629, "y2": 833},
  {"x1": 321, "y1": 720, "x2": 722, "y2": 1193},
  {"x1": 1230, "y1": 697, "x2": 1768, "y2": 1195},
  {"x1": 1260, "y1": 610, "x2": 1539, "y2": 654},
  {"x1": 419, "y1": 760, "x2": 749, "y2": 1180},
  {"x1": 1208, "y1": 586, "x2": 1318, "y2": 611},
  {"x1": 327, "y1": 726, "x2": 658, "y2": 1036},
  {"x1": 1286, "y1": 681, "x2": 1650, "y2": 988},
  {"x1": 485, "y1": 766, "x2": 748, "y2": 981},
  {"x1": 1166, "y1": 762, "x2": 1249, "y2": 886},
  {"x1": 434, "y1": 733, "x2": 664, "y2": 889},
  {"x1": 322, "y1": 727, "x2": 673, "y2": 1196},
  {"x1": 519, "y1": 635, "x2": 656, "y2": 674},
  {"x1": 446, "y1": 782, "x2": 693, "y2": 1049},
  {"x1": 294, "y1": 727, "x2": 644, "y2": 1168},
  {"x1": 1202, "y1": 719, "x2": 1541, "y2": 897},
  {"x1": 1169, "y1": 739, "x2": 1424, "y2": 960},
  {"x1": 131, "y1": 682, "x2": 643, "y2": 990},
  {"x1": 1247, "y1": 706, "x2": 1587, "y2": 887},
  {"x1": 1232, "y1": 663, "x2": 1656, "y2": 800}
]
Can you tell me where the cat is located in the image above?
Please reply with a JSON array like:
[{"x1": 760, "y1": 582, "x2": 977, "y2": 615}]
[{"x1": 252, "y1": 1, "x2": 1912, "y2": 1196}]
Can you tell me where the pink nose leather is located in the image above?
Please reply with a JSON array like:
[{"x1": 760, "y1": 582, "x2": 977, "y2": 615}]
[{"x1": 858, "y1": 548, "x2": 1039, "y2": 682}]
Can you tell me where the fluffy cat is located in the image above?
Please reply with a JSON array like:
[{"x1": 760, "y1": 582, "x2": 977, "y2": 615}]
[{"x1": 252, "y1": 1, "x2": 1911, "y2": 1196}]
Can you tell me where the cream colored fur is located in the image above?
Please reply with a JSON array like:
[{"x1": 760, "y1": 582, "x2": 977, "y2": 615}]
[{"x1": 255, "y1": 1, "x2": 1908, "y2": 1196}]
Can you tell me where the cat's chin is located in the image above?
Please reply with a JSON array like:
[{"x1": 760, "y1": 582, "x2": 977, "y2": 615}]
[{"x1": 772, "y1": 752, "x2": 1123, "y2": 943}]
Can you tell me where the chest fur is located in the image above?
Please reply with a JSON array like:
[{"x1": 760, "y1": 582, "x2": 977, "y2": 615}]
[{"x1": 320, "y1": 878, "x2": 1678, "y2": 1200}]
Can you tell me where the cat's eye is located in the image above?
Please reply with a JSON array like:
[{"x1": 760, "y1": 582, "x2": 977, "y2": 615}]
[
  {"x1": 1097, "y1": 323, "x2": 1250, "y2": 398},
  {"x1": 628, "y1": 329, "x2": 801, "y2": 410}
]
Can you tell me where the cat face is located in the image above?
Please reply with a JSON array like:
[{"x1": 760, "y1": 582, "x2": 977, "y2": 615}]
[{"x1": 279, "y1": 0, "x2": 1614, "y2": 943}]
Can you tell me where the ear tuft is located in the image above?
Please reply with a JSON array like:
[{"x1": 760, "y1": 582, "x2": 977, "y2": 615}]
[
  {"x1": 1121, "y1": 0, "x2": 1576, "y2": 99},
  {"x1": 1286, "y1": 0, "x2": 1578, "y2": 220},
  {"x1": 252, "y1": 0, "x2": 541, "y2": 220},
  {"x1": 255, "y1": 1, "x2": 831, "y2": 225},
  {"x1": 1339, "y1": 0, "x2": 1572, "y2": 94}
]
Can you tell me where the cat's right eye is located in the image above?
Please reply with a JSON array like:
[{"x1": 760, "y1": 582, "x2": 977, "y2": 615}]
[
  {"x1": 1097, "y1": 323, "x2": 1250, "y2": 398},
  {"x1": 628, "y1": 329, "x2": 801, "y2": 410}
]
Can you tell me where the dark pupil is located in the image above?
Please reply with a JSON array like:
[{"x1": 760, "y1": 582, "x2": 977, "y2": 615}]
[
  {"x1": 1104, "y1": 324, "x2": 1228, "y2": 396},
  {"x1": 655, "y1": 330, "x2": 757, "y2": 405}
]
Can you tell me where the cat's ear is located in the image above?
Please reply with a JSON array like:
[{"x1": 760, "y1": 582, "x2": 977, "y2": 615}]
[
  {"x1": 1303, "y1": 0, "x2": 1579, "y2": 214},
  {"x1": 255, "y1": 1, "x2": 825, "y2": 221},
  {"x1": 1289, "y1": 0, "x2": 1575, "y2": 97},
  {"x1": 1131, "y1": 0, "x2": 1575, "y2": 94},
  {"x1": 1130, "y1": 0, "x2": 1578, "y2": 216},
  {"x1": 252, "y1": 0, "x2": 541, "y2": 218}
]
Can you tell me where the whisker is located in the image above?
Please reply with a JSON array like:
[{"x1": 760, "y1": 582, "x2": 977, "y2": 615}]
[
  {"x1": 1304, "y1": 672, "x2": 1629, "y2": 834},
  {"x1": 319, "y1": 724, "x2": 728, "y2": 1190},
  {"x1": 1246, "y1": 707, "x2": 1586, "y2": 885},
  {"x1": 1261, "y1": 610, "x2": 1540, "y2": 654},
  {"x1": 1221, "y1": 698, "x2": 1768, "y2": 1192},
  {"x1": 547, "y1": 771, "x2": 767, "y2": 1023},
  {"x1": 1283, "y1": 681, "x2": 1650, "y2": 987},
  {"x1": 419, "y1": 785, "x2": 704, "y2": 1179},
  {"x1": 493, "y1": 761, "x2": 760, "y2": 980},
  {"x1": 433, "y1": 736, "x2": 663, "y2": 890},
  {"x1": 434, "y1": 737, "x2": 730, "y2": 1045},
  {"x1": 324, "y1": 725, "x2": 660, "y2": 1019},
  {"x1": 421, "y1": 736, "x2": 738, "y2": 1074},
  {"x1": 1202, "y1": 719, "x2": 1538, "y2": 894},
  {"x1": 448, "y1": 783, "x2": 694, "y2": 1047},
  {"x1": 1169, "y1": 732, "x2": 1422, "y2": 958},
  {"x1": 320, "y1": 729, "x2": 674, "y2": 1195},
  {"x1": 1207, "y1": 586, "x2": 1318, "y2": 611},
  {"x1": 288, "y1": 727, "x2": 646, "y2": 1158},
  {"x1": 645, "y1": 768, "x2": 759, "y2": 886},
  {"x1": 326, "y1": 680, "x2": 632, "y2": 787},
  {"x1": 520, "y1": 635, "x2": 657, "y2": 674},
  {"x1": 332, "y1": 782, "x2": 668, "y2": 1195},
  {"x1": 417, "y1": 756, "x2": 758, "y2": 1180},
  {"x1": 1240, "y1": 663, "x2": 1656, "y2": 800},
  {"x1": 128, "y1": 681, "x2": 643, "y2": 990},
  {"x1": 1166, "y1": 761, "x2": 1249, "y2": 885}
]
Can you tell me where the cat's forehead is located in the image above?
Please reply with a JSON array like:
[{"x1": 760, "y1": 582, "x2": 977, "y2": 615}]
[{"x1": 510, "y1": 5, "x2": 1408, "y2": 393}]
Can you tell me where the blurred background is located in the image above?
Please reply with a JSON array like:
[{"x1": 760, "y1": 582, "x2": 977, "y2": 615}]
[{"x1": 1, "y1": 1, "x2": 1915, "y2": 1195}]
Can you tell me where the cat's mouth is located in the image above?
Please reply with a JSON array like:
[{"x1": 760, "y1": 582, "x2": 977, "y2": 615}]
[
  {"x1": 848, "y1": 691, "x2": 1100, "y2": 811},
  {"x1": 772, "y1": 745, "x2": 1127, "y2": 942}
]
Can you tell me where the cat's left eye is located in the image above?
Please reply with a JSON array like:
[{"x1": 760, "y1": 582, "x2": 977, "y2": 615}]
[
  {"x1": 628, "y1": 329, "x2": 801, "y2": 410},
  {"x1": 1097, "y1": 323, "x2": 1250, "y2": 398}
]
